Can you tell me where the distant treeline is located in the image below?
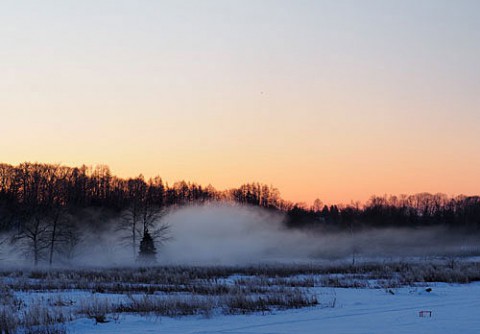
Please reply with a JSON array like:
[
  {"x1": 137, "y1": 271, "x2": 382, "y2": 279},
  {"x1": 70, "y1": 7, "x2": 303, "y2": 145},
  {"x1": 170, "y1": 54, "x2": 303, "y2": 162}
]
[
  {"x1": 288, "y1": 194, "x2": 480, "y2": 230},
  {"x1": 1, "y1": 162, "x2": 480, "y2": 230},
  {"x1": 0, "y1": 162, "x2": 479, "y2": 265}
]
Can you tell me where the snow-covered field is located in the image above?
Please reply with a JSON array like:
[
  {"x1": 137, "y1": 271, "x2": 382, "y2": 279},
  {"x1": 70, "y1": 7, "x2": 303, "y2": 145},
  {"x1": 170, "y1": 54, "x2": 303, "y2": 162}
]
[
  {"x1": 2, "y1": 261, "x2": 480, "y2": 333},
  {"x1": 68, "y1": 283, "x2": 480, "y2": 334}
]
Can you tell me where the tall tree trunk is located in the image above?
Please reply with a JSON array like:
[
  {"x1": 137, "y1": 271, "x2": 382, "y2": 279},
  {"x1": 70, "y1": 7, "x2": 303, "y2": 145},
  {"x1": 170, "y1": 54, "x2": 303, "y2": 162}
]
[
  {"x1": 33, "y1": 235, "x2": 38, "y2": 266},
  {"x1": 49, "y1": 213, "x2": 59, "y2": 266},
  {"x1": 132, "y1": 222, "x2": 136, "y2": 260},
  {"x1": 33, "y1": 217, "x2": 40, "y2": 266}
]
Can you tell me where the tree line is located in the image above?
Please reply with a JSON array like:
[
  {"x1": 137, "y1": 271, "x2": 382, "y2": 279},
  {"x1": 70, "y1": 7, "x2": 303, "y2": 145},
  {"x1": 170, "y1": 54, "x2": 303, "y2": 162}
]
[
  {"x1": 288, "y1": 193, "x2": 480, "y2": 230},
  {"x1": 0, "y1": 163, "x2": 287, "y2": 212},
  {"x1": 0, "y1": 162, "x2": 479, "y2": 265},
  {"x1": 0, "y1": 162, "x2": 283, "y2": 265}
]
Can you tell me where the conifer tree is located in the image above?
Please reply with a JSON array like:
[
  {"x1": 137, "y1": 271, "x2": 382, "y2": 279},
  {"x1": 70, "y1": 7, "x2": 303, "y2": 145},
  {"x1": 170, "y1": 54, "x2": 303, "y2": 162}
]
[{"x1": 137, "y1": 230, "x2": 156, "y2": 264}]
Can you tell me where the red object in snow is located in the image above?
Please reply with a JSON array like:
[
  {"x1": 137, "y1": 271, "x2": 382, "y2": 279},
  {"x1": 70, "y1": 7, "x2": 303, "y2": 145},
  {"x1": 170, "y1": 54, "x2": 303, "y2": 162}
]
[{"x1": 419, "y1": 310, "x2": 432, "y2": 317}]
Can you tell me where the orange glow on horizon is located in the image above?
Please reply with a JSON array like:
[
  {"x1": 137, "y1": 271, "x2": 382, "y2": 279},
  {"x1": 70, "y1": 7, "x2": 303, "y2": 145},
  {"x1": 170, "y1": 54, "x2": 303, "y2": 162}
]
[{"x1": 1, "y1": 2, "x2": 479, "y2": 205}]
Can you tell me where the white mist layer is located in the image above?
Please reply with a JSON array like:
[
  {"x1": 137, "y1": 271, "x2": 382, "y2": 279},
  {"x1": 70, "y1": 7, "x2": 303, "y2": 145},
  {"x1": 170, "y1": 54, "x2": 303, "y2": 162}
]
[
  {"x1": 1, "y1": 204, "x2": 480, "y2": 267},
  {"x1": 158, "y1": 204, "x2": 480, "y2": 265},
  {"x1": 159, "y1": 204, "x2": 315, "y2": 265}
]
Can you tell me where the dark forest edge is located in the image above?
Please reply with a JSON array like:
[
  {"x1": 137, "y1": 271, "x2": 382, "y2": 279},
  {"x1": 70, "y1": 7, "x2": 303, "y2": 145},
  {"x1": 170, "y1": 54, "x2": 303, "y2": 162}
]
[
  {"x1": 0, "y1": 162, "x2": 479, "y2": 266},
  {"x1": 1, "y1": 162, "x2": 479, "y2": 227}
]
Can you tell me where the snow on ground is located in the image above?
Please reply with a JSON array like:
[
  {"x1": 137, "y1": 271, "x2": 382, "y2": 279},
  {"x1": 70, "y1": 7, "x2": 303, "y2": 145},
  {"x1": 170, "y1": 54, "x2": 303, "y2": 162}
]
[{"x1": 68, "y1": 283, "x2": 480, "y2": 334}]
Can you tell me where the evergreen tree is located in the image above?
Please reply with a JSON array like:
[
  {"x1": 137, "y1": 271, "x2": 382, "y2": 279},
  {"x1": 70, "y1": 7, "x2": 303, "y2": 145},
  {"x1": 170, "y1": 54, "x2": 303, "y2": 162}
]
[{"x1": 137, "y1": 230, "x2": 156, "y2": 264}]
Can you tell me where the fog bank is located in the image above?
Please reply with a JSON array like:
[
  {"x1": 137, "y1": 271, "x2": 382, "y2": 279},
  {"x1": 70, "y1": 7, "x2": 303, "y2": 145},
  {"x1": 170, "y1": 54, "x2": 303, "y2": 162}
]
[
  {"x1": 1, "y1": 203, "x2": 479, "y2": 267},
  {"x1": 158, "y1": 204, "x2": 480, "y2": 265}
]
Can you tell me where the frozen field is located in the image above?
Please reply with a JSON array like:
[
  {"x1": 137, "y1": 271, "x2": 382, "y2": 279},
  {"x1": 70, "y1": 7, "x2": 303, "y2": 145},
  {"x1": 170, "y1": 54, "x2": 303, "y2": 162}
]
[
  {"x1": 1, "y1": 261, "x2": 480, "y2": 333},
  {"x1": 69, "y1": 283, "x2": 480, "y2": 334}
]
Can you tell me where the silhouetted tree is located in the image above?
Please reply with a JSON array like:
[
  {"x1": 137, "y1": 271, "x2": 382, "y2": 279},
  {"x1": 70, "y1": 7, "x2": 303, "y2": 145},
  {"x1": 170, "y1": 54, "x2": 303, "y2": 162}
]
[
  {"x1": 13, "y1": 213, "x2": 50, "y2": 266},
  {"x1": 137, "y1": 230, "x2": 156, "y2": 264}
]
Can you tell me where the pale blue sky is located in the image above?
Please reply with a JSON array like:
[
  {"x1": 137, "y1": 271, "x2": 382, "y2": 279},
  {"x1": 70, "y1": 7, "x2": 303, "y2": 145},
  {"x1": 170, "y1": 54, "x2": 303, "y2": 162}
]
[{"x1": 1, "y1": 1, "x2": 479, "y2": 203}]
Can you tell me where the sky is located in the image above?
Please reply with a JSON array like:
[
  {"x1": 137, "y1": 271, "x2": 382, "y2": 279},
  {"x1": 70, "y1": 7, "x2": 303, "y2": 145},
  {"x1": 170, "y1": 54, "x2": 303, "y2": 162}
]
[{"x1": 1, "y1": 0, "x2": 479, "y2": 205}]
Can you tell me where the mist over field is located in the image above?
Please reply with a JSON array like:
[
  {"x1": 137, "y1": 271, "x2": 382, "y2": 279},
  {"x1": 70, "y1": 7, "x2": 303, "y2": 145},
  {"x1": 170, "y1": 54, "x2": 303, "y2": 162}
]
[
  {"x1": 160, "y1": 204, "x2": 304, "y2": 264},
  {"x1": 2, "y1": 203, "x2": 478, "y2": 267},
  {"x1": 159, "y1": 204, "x2": 480, "y2": 265}
]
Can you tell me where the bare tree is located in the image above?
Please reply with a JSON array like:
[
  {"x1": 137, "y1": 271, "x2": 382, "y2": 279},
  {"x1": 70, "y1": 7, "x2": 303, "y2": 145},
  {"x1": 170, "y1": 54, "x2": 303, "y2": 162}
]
[
  {"x1": 56, "y1": 219, "x2": 82, "y2": 263},
  {"x1": 118, "y1": 176, "x2": 147, "y2": 260},
  {"x1": 46, "y1": 207, "x2": 75, "y2": 265},
  {"x1": 12, "y1": 214, "x2": 50, "y2": 266}
]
